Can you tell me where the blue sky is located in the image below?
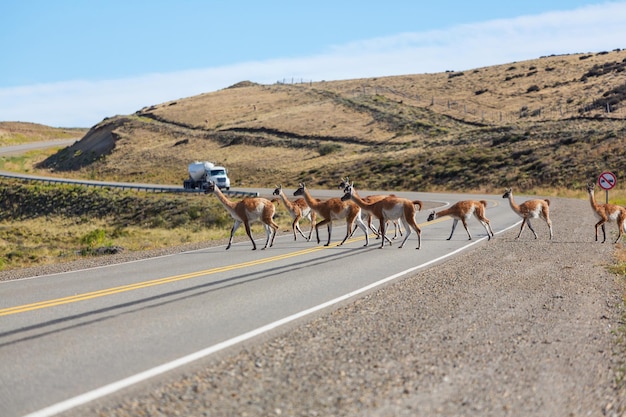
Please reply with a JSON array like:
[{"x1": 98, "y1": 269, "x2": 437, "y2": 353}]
[{"x1": 1, "y1": 1, "x2": 625, "y2": 127}]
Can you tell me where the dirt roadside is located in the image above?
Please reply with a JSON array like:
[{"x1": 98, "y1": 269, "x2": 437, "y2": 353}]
[{"x1": 54, "y1": 196, "x2": 625, "y2": 417}]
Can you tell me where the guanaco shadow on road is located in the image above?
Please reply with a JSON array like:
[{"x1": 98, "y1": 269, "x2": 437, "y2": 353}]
[{"x1": 0, "y1": 244, "x2": 380, "y2": 348}]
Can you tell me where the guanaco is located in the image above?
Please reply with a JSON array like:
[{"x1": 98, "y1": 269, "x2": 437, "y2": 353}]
[
  {"x1": 294, "y1": 182, "x2": 369, "y2": 247},
  {"x1": 341, "y1": 182, "x2": 422, "y2": 249},
  {"x1": 205, "y1": 181, "x2": 278, "y2": 250},
  {"x1": 272, "y1": 185, "x2": 316, "y2": 241},
  {"x1": 502, "y1": 188, "x2": 553, "y2": 240},
  {"x1": 337, "y1": 177, "x2": 402, "y2": 239},
  {"x1": 427, "y1": 200, "x2": 495, "y2": 240},
  {"x1": 586, "y1": 182, "x2": 626, "y2": 243}
]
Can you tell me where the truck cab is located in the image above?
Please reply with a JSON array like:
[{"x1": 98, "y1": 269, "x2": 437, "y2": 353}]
[{"x1": 209, "y1": 166, "x2": 230, "y2": 190}]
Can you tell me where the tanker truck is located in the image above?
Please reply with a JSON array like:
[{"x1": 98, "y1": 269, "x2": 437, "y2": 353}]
[{"x1": 183, "y1": 161, "x2": 231, "y2": 190}]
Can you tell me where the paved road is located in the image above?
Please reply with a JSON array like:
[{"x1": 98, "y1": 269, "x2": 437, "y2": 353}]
[
  {"x1": 0, "y1": 189, "x2": 524, "y2": 417},
  {"x1": 0, "y1": 139, "x2": 77, "y2": 156}
]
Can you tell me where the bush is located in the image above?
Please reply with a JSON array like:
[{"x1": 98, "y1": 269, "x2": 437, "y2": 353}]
[
  {"x1": 318, "y1": 143, "x2": 342, "y2": 156},
  {"x1": 80, "y1": 229, "x2": 107, "y2": 248}
]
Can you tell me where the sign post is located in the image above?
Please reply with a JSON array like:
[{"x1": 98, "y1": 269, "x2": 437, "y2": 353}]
[{"x1": 597, "y1": 171, "x2": 617, "y2": 204}]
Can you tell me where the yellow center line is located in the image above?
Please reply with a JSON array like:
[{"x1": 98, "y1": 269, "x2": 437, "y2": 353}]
[
  {"x1": 0, "y1": 241, "x2": 347, "y2": 317},
  {"x1": 0, "y1": 213, "x2": 471, "y2": 317}
]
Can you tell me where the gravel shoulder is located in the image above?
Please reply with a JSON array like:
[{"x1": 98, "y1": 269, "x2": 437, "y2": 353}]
[{"x1": 14, "y1": 197, "x2": 626, "y2": 417}]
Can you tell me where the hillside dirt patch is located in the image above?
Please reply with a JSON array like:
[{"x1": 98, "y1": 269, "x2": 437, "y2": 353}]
[{"x1": 64, "y1": 197, "x2": 626, "y2": 417}]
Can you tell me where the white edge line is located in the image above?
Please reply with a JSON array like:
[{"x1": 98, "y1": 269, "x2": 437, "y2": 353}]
[{"x1": 22, "y1": 221, "x2": 522, "y2": 417}]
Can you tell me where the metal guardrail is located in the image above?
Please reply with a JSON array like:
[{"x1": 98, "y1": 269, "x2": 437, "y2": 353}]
[{"x1": 0, "y1": 172, "x2": 259, "y2": 197}]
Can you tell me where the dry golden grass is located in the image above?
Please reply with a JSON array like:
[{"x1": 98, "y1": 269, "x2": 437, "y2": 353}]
[
  {"x1": 0, "y1": 217, "x2": 222, "y2": 270},
  {"x1": 149, "y1": 84, "x2": 393, "y2": 141}
]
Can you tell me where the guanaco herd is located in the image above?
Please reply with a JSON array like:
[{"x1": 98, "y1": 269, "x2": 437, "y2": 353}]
[{"x1": 203, "y1": 179, "x2": 626, "y2": 250}]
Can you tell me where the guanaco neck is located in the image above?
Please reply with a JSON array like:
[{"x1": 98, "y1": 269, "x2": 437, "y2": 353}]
[
  {"x1": 300, "y1": 186, "x2": 323, "y2": 212},
  {"x1": 436, "y1": 207, "x2": 454, "y2": 218},
  {"x1": 505, "y1": 192, "x2": 521, "y2": 214},
  {"x1": 347, "y1": 189, "x2": 373, "y2": 211},
  {"x1": 588, "y1": 187, "x2": 602, "y2": 212},
  {"x1": 212, "y1": 186, "x2": 237, "y2": 211},
  {"x1": 277, "y1": 189, "x2": 296, "y2": 211}
]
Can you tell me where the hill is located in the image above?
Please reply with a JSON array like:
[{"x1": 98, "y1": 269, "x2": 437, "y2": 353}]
[
  {"x1": 0, "y1": 122, "x2": 87, "y2": 145},
  {"x1": 36, "y1": 49, "x2": 626, "y2": 192}
]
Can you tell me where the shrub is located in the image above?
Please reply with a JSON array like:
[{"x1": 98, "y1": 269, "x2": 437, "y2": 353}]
[
  {"x1": 80, "y1": 229, "x2": 107, "y2": 247},
  {"x1": 318, "y1": 143, "x2": 342, "y2": 156}
]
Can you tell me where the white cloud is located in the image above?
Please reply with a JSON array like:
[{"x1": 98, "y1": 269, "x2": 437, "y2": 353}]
[{"x1": 2, "y1": 1, "x2": 625, "y2": 127}]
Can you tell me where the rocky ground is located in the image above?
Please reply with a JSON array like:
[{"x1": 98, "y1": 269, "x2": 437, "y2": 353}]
[{"x1": 6, "y1": 197, "x2": 626, "y2": 417}]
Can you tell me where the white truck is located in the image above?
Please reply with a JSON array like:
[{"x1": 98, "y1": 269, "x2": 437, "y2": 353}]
[{"x1": 183, "y1": 161, "x2": 231, "y2": 190}]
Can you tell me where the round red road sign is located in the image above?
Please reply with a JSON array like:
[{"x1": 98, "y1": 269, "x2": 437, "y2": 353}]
[{"x1": 598, "y1": 171, "x2": 617, "y2": 190}]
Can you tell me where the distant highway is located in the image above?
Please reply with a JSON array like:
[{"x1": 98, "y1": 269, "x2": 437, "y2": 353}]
[{"x1": 0, "y1": 139, "x2": 77, "y2": 156}]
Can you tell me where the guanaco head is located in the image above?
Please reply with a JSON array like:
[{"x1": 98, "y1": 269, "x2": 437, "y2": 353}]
[
  {"x1": 502, "y1": 188, "x2": 512, "y2": 199},
  {"x1": 427, "y1": 210, "x2": 436, "y2": 222},
  {"x1": 340, "y1": 182, "x2": 354, "y2": 202},
  {"x1": 272, "y1": 184, "x2": 282, "y2": 196},
  {"x1": 203, "y1": 181, "x2": 216, "y2": 194},
  {"x1": 293, "y1": 182, "x2": 305, "y2": 196},
  {"x1": 586, "y1": 182, "x2": 595, "y2": 193}
]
